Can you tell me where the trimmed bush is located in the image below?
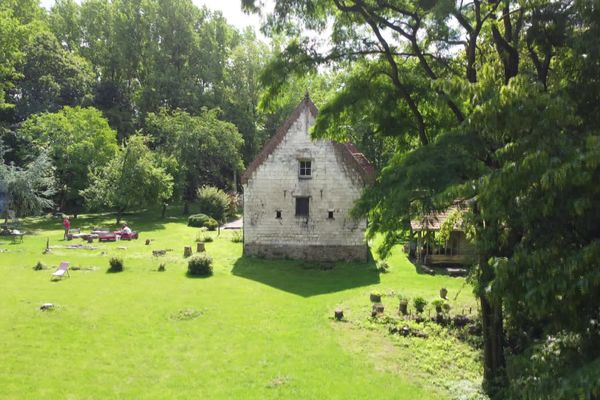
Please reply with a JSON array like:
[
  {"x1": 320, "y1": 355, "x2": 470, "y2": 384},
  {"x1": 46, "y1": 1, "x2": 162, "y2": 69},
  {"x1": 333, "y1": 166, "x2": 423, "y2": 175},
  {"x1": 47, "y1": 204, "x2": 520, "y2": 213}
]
[
  {"x1": 431, "y1": 299, "x2": 444, "y2": 313},
  {"x1": 187, "y1": 253, "x2": 213, "y2": 276},
  {"x1": 413, "y1": 296, "x2": 427, "y2": 313},
  {"x1": 188, "y1": 213, "x2": 218, "y2": 230},
  {"x1": 33, "y1": 261, "x2": 46, "y2": 271},
  {"x1": 197, "y1": 186, "x2": 229, "y2": 222},
  {"x1": 108, "y1": 257, "x2": 124, "y2": 273}
]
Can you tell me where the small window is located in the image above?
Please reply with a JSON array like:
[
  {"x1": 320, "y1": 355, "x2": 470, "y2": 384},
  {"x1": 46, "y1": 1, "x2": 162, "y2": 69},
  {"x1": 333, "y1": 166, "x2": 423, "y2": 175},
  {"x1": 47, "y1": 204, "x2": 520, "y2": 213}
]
[
  {"x1": 276, "y1": 210, "x2": 282, "y2": 219},
  {"x1": 295, "y1": 197, "x2": 309, "y2": 217},
  {"x1": 328, "y1": 210, "x2": 334, "y2": 219},
  {"x1": 299, "y1": 160, "x2": 312, "y2": 178}
]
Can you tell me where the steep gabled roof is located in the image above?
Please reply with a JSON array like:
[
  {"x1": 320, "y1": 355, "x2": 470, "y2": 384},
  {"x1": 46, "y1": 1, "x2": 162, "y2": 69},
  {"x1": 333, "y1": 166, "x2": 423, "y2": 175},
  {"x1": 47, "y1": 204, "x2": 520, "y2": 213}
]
[{"x1": 241, "y1": 95, "x2": 375, "y2": 185}]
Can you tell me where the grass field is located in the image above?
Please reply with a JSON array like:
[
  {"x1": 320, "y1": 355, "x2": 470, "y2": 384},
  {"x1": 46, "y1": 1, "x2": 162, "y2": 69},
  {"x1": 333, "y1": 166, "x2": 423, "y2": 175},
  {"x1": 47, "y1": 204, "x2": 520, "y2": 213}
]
[{"x1": 0, "y1": 208, "x2": 483, "y2": 399}]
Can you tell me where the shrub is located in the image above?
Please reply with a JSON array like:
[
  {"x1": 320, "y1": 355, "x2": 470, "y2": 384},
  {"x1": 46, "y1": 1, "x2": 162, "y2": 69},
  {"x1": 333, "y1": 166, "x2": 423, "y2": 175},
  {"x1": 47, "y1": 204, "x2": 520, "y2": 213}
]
[
  {"x1": 431, "y1": 299, "x2": 445, "y2": 313},
  {"x1": 33, "y1": 261, "x2": 46, "y2": 271},
  {"x1": 195, "y1": 232, "x2": 214, "y2": 242},
  {"x1": 376, "y1": 260, "x2": 390, "y2": 273},
  {"x1": 187, "y1": 253, "x2": 213, "y2": 276},
  {"x1": 413, "y1": 296, "x2": 427, "y2": 313},
  {"x1": 442, "y1": 302, "x2": 451, "y2": 314},
  {"x1": 188, "y1": 213, "x2": 218, "y2": 230},
  {"x1": 227, "y1": 192, "x2": 241, "y2": 217},
  {"x1": 230, "y1": 231, "x2": 243, "y2": 243},
  {"x1": 108, "y1": 257, "x2": 124, "y2": 273},
  {"x1": 197, "y1": 186, "x2": 229, "y2": 222}
]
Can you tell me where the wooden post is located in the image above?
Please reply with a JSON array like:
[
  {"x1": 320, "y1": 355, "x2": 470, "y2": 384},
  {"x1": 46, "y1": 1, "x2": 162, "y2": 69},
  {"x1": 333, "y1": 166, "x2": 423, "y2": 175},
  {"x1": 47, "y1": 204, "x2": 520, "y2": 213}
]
[
  {"x1": 196, "y1": 242, "x2": 205, "y2": 253},
  {"x1": 184, "y1": 246, "x2": 192, "y2": 258}
]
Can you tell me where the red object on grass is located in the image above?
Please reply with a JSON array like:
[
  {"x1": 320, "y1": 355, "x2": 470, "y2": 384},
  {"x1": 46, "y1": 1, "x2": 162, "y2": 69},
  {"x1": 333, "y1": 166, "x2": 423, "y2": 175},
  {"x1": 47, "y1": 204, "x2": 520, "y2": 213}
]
[{"x1": 114, "y1": 230, "x2": 139, "y2": 240}]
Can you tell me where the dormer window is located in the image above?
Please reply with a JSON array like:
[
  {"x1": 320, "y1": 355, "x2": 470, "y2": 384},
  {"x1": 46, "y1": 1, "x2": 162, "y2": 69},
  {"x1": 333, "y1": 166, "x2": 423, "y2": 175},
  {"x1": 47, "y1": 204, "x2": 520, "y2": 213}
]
[{"x1": 299, "y1": 160, "x2": 312, "y2": 178}]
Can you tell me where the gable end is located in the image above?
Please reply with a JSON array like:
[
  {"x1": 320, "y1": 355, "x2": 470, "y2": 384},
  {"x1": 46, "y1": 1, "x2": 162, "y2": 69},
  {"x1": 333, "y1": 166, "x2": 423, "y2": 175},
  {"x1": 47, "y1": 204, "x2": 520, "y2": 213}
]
[{"x1": 241, "y1": 95, "x2": 318, "y2": 184}]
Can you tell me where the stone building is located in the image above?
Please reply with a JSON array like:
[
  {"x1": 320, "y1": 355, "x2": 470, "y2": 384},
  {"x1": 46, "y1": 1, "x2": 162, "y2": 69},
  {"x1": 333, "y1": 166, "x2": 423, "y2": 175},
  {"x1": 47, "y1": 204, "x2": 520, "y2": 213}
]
[{"x1": 241, "y1": 94, "x2": 375, "y2": 262}]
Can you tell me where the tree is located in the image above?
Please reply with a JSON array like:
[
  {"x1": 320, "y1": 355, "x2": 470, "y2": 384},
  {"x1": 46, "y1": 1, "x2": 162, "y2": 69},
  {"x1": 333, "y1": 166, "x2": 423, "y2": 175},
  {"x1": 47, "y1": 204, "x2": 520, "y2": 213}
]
[
  {"x1": 0, "y1": 10, "x2": 24, "y2": 111},
  {"x1": 48, "y1": 0, "x2": 82, "y2": 52},
  {"x1": 10, "y1": 31, "x2": 94, "y2": 120},
  {"x1": 81, "y1": 135, "x2": 173, "y2": 224},
  {"x1": 18, "y1": 106, "x2": 118, "y2": 212},
  {"x1": 222, "y1": 28, "x2": 270, "y2": 164},
  {"x1": 146, "y1": 108, "x2": 243, "y2": 213},
  {"x1": 0, "y1": 149, "x2": 56, "y2": 220}
]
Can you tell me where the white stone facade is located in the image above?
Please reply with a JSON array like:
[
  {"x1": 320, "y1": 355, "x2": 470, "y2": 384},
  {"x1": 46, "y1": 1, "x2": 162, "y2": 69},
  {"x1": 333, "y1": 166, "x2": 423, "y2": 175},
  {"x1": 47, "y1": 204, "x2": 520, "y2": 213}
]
[{"x1": 242, "y1": 97, "x2": 372, "y2": 262}]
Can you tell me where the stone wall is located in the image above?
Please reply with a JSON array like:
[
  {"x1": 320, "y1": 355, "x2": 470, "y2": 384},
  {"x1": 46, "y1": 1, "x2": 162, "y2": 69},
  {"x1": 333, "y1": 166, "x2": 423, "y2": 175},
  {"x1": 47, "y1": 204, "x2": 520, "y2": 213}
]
[
  {"x1": 243, "y1": 105, "x2": 369, "y2": 262},
  {"x1": 244, "y1": 243, "x2": 369, "y2": 262}
]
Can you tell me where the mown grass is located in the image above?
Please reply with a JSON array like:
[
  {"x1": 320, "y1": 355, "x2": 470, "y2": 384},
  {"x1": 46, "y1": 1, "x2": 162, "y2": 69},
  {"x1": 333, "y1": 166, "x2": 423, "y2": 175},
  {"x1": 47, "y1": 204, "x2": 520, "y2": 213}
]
[{"x1": 0, "y1": 207, "x2": 482, "y2": 399}]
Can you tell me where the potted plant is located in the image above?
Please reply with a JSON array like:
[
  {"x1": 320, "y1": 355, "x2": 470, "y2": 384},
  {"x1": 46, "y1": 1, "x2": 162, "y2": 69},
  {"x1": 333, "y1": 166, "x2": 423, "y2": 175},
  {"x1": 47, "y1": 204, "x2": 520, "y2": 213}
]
[
  {"x1": 370, "y1": 290, "x2": 383, "y2": 303},
  {"x1": 413, "y1": 296, "x2": 427, "y2": 314},
  {"x1": 432, "y1": 299, "x2": 444, "y2": 314},
  {"x1": 398, "y1": 294, "x2": 409, "y2": 315},
  {"x1": 440, "y1": 287, "x2": 448, "y2": 299},
  {"x1": 442, "y1": 302, "x2": 451, "y2": 314}
]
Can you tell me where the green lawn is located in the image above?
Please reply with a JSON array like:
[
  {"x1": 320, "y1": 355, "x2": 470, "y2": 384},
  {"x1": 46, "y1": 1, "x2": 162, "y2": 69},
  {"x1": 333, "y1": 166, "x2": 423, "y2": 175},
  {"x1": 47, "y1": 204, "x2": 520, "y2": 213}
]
[{"x1": 0, "y1": 209, "x2": 483, "y2": 399}]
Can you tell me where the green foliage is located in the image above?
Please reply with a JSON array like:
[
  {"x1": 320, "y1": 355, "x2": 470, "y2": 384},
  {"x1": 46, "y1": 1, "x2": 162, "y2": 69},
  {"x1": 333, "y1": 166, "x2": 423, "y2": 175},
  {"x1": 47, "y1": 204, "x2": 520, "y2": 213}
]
[
  {"x1": 196, "y1": 186, "x2": 229, "y2": 222},
  {"x1": 33, "y1": 261, "x2": 45, "y2": 270},
  {"x1": 19, "y1": 106, "x2": 118, "y2": 211},
  {"x1": 0, "y1": 150, "x2": 55, "y2": 217},
  {"x1": 413, "y1": 297, "x2": 427, "y2": 314},
  {"x1": 108, "y1": 256, "x2": 123, "y2": 273},
  {"x1": 397, "y1": 294, "x2": 408, "y2": 303},
  {"x1": 187, "y1": 253, "x2": 213, "y2": 276},
  {"x1": 146, "y1": 109, "x2": 243, "y2": 202},
  {"x1": 376, "y1": 260, "x2": 390, "y2": 273},
  {"x1": 506, "y1": 333, "x2": 600, "y2": 400},
  {"x1": 12, "y1": 31, "x2": 94, "y2": 120},
  {"x1": 195, "y1": 232, "x2": 214, "y2": 243},
  {"x1": 230, "y1": 231, "x2": 243, "y2": 243},
  {"x1": 81, "y1": 135, "x2": 173, "y2": 223},
  {"x1": 0, "y1": 10, "x2": 25, "y2": 110},
  {"x1": 187, "y1": 214, "x2": 218, "y2": 230}
]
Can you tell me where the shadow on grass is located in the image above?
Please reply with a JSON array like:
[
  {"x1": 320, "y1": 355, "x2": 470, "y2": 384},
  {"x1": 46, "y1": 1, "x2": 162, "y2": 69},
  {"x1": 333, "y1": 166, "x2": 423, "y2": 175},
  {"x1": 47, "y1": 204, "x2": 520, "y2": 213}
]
[
  {"x1": 21, "y1": 206, "x2": 190, "y2": 235},
  {"x1": 407, "y1": 258, "x2": 454, "y2": 276},
  {"x1": 185, "y1": 272, "x2": 213, "y2": 279},
  {"x1": 231, "y1": 256, "x2": 381, "y2": 297}
]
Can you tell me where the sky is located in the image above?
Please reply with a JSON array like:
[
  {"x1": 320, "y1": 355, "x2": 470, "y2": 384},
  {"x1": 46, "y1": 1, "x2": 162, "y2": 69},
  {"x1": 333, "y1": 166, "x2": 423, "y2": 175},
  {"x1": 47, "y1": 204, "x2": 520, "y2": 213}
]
[{"x1": 39, "y1": 0, "x2": 268, "y2": 33}]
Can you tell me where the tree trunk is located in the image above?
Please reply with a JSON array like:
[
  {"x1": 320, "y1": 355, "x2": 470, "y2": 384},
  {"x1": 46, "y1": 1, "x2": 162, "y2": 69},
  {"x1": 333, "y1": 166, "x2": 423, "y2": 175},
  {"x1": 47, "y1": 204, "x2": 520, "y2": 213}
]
[
  {"x1": 183, "y1": 201, "x2": 189, "y2": 215},
  {"x1": 116, "y1": 210, "x2": 122, "y2": 225},
  {"x1": 478, "y1": 247, "x2": 507, "y2": 396},
  {"x1": 481, "y1": 294, "x2": 507, "y2": 396}
]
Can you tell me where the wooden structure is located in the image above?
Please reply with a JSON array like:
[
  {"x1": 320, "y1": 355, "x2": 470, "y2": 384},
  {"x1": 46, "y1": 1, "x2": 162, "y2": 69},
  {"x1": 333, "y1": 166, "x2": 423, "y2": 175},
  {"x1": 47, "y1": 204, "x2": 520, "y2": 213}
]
[{"x1": 410, "y1": 206, "x2": 475, "y2": 266}]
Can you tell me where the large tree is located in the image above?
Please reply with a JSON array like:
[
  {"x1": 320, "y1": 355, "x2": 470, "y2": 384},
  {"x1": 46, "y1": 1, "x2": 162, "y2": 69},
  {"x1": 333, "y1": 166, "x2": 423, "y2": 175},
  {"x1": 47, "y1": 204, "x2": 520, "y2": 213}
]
[
  {"x1": 81, "y1": 135, "x2": 173, "y2": 224},
  {"x1": 146, "y1": 108, "x2": 243, "y2": 213},
  {"x1": 10, "y1": 31, "x2": 94, "y2": 121},
  {"x1": 18, "y1": 106, "x2": 118, "y2": 213}
]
